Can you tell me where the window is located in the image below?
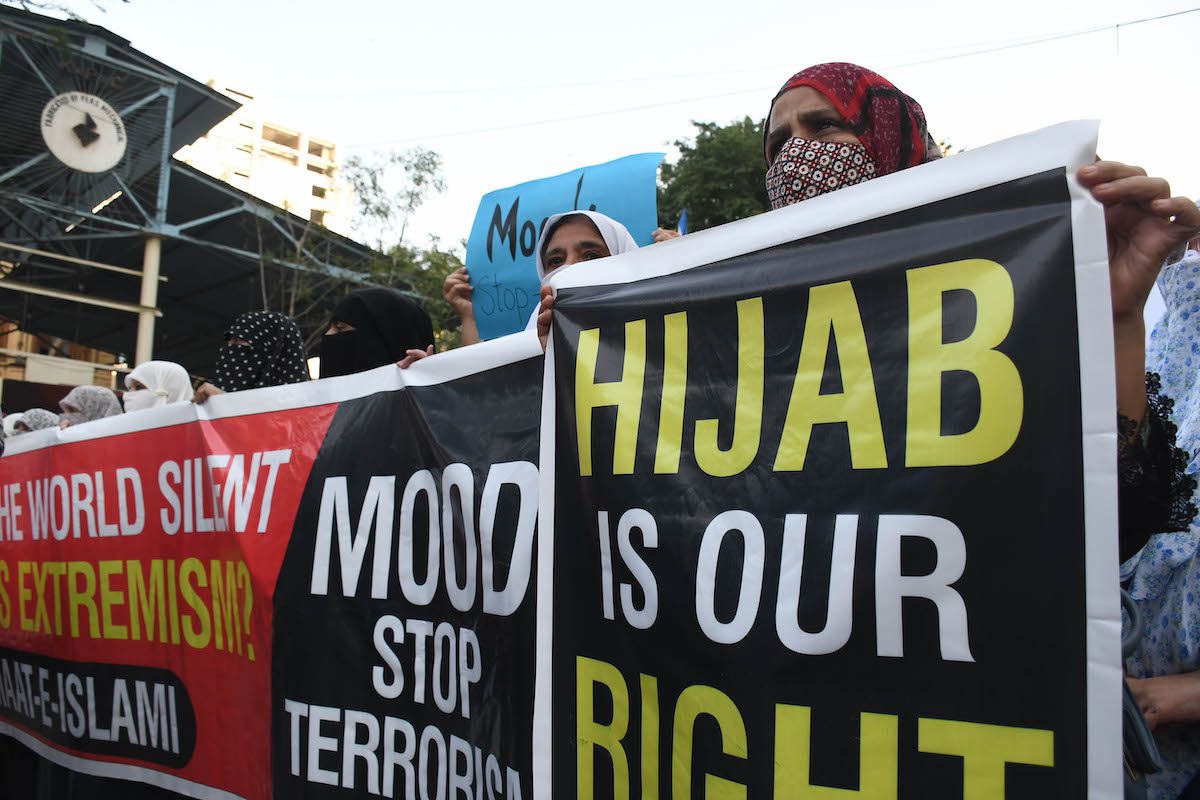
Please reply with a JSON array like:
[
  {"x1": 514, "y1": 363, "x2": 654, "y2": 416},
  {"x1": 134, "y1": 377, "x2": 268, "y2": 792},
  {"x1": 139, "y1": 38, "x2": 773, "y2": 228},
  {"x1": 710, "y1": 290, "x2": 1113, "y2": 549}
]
[
  {"x1": 310, "y1": 210, "x2": 326, "y2": 226},
  {"x1": 308, "y1": 139, "x2": 333, "y2": 160},
  {"x1": 262, "y1": 125, "x2": 300, "y2": 150},
  {"x1": 311, "y1": 185, "x2": 326, "y2": 199},
  {"x1": 307, "y1": 163, "x2": 332, "y2": 176}
]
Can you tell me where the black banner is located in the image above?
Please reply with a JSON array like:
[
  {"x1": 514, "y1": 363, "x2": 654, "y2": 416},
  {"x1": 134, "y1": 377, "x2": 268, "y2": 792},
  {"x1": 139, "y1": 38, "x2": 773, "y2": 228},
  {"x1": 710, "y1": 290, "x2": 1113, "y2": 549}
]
[
  {"x1": 546, "y1": 151, "x2": 1116, "y2": 798},
  {"x1": 272, "y1": 354, "x2": 543, "y2": 799}
]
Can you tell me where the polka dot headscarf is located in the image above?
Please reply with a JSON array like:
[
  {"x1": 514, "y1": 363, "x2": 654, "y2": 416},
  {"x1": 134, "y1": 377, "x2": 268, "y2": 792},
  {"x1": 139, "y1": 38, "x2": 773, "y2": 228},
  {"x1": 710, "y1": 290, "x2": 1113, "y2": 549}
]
[{"x1": 213, "y1": 311, "x2": 309, "y2": 393}]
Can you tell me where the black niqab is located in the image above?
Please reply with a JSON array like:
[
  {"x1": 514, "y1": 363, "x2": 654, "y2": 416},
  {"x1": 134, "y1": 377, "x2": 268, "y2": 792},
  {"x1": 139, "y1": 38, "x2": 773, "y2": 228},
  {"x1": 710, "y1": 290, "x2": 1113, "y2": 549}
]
[{"x1": 319, "y1": 289, "x2": 435, "y2": 378}]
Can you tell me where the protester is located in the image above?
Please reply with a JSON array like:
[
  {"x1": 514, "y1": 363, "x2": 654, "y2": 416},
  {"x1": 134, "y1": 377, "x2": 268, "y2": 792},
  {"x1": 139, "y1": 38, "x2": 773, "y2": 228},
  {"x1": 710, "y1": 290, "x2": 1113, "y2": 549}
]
[
  {"x1": 524, "y1": 211, "x2": 638, "y2": 349},
  {"x1": 413, "y1": 210, "x2": 639, "y2": 367},
  {"x1": 2, "y1": 412, "x2": 23, "y2": 438},
  {"x1": 14, "y1": 408, "x2": 59, "y2": 433},
  {"x1": 320, "y1": 288, "x2": 435, "y2": 378},
  {"x1": 1123, "y1": 243, "x2": 1200, "y2": 798},
  {"x1": 193, "y1": 311, "x2": 308, "y2": 403},
  {"x1": 122, "y1": 360, "x2": 193, "y2": 412},
  {"x1": 58, "y1": 385, "x2": 121, "y2": 428}
]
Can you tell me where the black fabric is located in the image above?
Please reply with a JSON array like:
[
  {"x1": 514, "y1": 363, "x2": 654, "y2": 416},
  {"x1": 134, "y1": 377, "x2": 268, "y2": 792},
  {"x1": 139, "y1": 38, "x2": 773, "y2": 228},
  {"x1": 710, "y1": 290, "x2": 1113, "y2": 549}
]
[
  {"x1": 318, "y1": 289, "x2": 434, "y2": 379},
  {"x1": 212, "y1": 311, "x2": 308, "y2": 392},
  {"x1": 1118, "y1": 372, "x2": 1198, "y2": 562}
]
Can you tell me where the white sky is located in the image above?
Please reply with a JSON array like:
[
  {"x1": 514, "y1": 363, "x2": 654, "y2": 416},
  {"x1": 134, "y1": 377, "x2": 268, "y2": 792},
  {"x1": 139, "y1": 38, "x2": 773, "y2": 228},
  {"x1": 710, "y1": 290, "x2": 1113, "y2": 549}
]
[{"x1": 54, "y1": 0, "x2": 1200, "y2": 252}]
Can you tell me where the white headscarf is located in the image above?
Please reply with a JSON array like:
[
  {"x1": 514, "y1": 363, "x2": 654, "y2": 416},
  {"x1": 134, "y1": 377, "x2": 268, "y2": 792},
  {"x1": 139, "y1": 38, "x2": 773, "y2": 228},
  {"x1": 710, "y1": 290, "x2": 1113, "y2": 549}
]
[
  {"x1": 533, "y1": 210, "x2": 639, "y2": 280},
  {"x1": 123, "y1": 360, "x2": 192, "y2": 412},
  {"x1": 2, "y1": 413, "x2": 23, "y2": 437}
]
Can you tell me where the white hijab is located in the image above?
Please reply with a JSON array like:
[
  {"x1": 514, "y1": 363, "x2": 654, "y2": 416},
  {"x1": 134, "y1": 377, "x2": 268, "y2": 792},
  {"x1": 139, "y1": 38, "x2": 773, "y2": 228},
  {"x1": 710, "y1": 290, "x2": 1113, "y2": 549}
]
[
  {"x1": 2, "y1": 413, "x2": 23, "y2": 437},
  {"x1": 526, "y1": 211, "x2": 640, "y2": 331},
  {"x1": 533, "y1": 210, "x2": 639, "y2": 280},
  {"x1": 123, "y1": 360, "x2": 193, "y2": 412}
]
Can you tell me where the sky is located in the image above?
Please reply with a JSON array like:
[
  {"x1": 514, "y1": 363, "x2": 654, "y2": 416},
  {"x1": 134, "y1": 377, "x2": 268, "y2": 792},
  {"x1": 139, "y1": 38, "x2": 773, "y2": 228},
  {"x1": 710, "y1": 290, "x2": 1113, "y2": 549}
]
[{"x1": 51, "y1": 0, "x2": 1200, "y2": 255}]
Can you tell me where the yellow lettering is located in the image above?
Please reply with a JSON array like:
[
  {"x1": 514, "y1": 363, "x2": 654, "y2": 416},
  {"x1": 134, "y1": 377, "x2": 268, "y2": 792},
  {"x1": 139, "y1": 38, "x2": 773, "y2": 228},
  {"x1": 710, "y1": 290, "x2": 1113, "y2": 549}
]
[
  {"x1": 17, "y1": 561, "x2": 33, "y2": 632},
  {"x1": 906, "y1": 260, "x2": 1022, "y2": 466},
  {"x1": 98, "y1": 560, "x2": 127, "y2": 640},
  {"x1": 127, "y1": 560, "x2": 167, "y2": 643},
  {"x1": 0, "y1": 560, "x2": 9, "y2": 628},
  {"x1": 67, "y1": 561, "x2": 99, "y2": 638},
  {"x1": 180, "y1": 557, "x2": 211, "y2": 649},
  {"x1": 576, "y1": 656, "x2": 630, "y2": 800},
  {"x1": 653, "y1": 312, "x2": 688, "y2": 475},
  {"x1": 641, "y1": 674, "x2": 659, "y2": 800},
  {"x1": 575, "y1": 321, "x2": 646, "y2": 477},
  {"x1": 918, "y1": 718, "x2": 1053, "y2": 800},
  {"x1": 775, "y1": 282, "x2": 886, "y2": 470},
  {"x1": 45, "y1": 562, "x2": 65, "y2": 635},
  {"x1": 774, "y1": 705, "x2": 898, "y2": 798},
  {"x1": 210, "y1": 559, "x2": 242, "y2": 654},
  {"x1": 695, "y1": 298, "x2": 764, "y2": 477},
  {"x1": 672, "y1": 684, "x2": 747, "y2": 800}
]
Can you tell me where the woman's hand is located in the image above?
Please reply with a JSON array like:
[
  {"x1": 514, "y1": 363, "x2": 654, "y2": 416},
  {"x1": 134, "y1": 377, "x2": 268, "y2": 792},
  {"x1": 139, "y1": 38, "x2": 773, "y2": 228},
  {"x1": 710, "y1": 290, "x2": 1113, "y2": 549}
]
[
  {"x1": 536, "y1": 284, "x2": 555, "y2": 352},
  {"x1": 1077, "y1": 162, "x2": 1200, "y2": 323},
  {"x1": 396, "y1": 345, "x2": 435, "y2": 369},
  {"x1": 444, "y1": 268, "x2": 475, "y2": 321},
  {"x1": 192, "y1": 382, "x2": 224, "y2": 404},
  {"x1": 652, "y1": 227, "x2": 682, "y2": 243},
  {"x1": 1127, "y1": 672, "x2": 1200, "y2": 730},
  {"x1": 1077, "y1": 162, "x2": 1200, "y2": 422}
]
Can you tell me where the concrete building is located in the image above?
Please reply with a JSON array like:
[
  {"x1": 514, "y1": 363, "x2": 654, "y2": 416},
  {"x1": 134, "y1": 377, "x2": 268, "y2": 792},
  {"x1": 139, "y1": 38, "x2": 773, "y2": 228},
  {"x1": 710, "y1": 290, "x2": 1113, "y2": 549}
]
[{"x1": 176, "y1": 81, "x2": 354, "y2": 236}]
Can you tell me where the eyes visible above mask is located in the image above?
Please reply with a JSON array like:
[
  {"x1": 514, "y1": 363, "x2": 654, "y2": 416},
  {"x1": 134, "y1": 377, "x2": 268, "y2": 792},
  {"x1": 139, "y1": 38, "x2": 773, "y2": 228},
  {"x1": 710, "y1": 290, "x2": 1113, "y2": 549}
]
[{"x1": 765, "y1": 138, "x2": 877, "y2": 210}]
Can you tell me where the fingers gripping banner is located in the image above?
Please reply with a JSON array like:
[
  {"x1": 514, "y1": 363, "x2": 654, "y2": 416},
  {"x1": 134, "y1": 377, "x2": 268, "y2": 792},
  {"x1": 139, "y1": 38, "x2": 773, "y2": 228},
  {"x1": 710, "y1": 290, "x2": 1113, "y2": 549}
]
[
  {"x1": 538, "y1": 121, "x2": 1122, "y2": 799},
  {"x1": 0, "y1": 333, "x2": 544, "y2": 800}
]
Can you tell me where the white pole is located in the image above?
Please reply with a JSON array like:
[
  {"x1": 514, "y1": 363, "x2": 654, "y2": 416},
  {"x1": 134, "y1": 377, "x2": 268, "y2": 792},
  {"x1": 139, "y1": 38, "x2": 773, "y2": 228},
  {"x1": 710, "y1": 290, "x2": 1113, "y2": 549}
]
[{"x1": 135, "y1": 235, "x2": 162, "y2": 365}]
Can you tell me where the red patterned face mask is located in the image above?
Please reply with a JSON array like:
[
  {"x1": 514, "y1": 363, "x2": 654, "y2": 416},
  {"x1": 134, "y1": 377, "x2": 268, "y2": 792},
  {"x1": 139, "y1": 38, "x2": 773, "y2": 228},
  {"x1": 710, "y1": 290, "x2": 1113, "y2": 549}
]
[{"x1": 766, "y1": 138, "x2": 877, "y2": 209}]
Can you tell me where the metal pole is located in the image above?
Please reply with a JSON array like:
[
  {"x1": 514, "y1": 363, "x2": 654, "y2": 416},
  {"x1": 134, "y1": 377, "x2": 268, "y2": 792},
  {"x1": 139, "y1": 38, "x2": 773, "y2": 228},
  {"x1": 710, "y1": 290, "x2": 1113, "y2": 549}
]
[{"x1": 135, "y1": 236, "x2": 162, "y2": 364}]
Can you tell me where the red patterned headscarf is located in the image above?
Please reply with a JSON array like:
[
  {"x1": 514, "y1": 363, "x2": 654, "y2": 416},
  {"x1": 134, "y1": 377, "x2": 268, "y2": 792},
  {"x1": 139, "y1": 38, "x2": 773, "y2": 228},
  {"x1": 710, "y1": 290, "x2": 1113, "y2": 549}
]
[{"x1": 765, "y1": 62, "x2": 940, "y2": 175}]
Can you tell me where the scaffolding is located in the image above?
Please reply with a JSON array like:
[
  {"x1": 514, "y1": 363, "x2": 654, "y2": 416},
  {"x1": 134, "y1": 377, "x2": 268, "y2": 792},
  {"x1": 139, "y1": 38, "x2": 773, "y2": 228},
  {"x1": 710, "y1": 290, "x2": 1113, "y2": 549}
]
[{"x1": 0, "y1": 6, "x2": 391, "y2": 379}]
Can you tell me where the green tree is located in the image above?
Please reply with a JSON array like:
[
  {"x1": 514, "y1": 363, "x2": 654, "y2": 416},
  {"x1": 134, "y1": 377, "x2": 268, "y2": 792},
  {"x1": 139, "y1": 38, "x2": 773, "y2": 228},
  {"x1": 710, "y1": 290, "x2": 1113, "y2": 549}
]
[
  {"x1": 371, "y1": 238, "x2": 465, "y2": 351},
  {"x1": 340, "y1": 145, "x2": 468, "y2": 349},
  {"x1": 343, "y1": 147, "x2": 446, "y2": 252},
  {"x1": 658, "y1": 117, "x2": 770, "y2": 233}
]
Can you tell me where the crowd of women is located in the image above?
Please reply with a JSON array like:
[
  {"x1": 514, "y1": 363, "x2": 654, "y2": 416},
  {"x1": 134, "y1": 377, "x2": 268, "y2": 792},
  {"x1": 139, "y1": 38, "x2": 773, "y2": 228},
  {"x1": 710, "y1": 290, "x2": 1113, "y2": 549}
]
[{"x1": 1, "y1": 61, "x2": 1199, "y2": 798}]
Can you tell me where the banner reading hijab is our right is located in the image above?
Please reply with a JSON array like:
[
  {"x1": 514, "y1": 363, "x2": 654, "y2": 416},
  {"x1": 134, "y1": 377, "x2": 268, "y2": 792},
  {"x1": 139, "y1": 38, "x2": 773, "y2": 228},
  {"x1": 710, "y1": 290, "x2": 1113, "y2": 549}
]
[{"x1": 540, "y1": 121, "x2": 1122, "y2": 799}]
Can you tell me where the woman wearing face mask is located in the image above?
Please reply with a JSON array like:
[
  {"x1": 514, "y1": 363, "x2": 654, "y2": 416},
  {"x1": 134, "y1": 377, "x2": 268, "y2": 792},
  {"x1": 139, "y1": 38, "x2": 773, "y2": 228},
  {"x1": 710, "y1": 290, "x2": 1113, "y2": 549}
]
[
  {"x1": 193, "y1": 311, "x2": 309, "y2": 403},
  {"x1": 764, "y1": 61, "x2": 1199, "y2": 549},
  {"x1": 13, "y1": 408, "x2": 59, "y2": 433},
  {"x1": 321, "y1": 288, "x2": 435, "y2": 377},
  {"x1": 58, "y1": 385, "x2": 122, "y2": 428},
  {"x1": 122, "y1": 361, "x2": 193, "y2": 412},
  {"x1": 408, "y1": 211, "x2": 638, "y2": 367},
  {"x1": 765, "y1": 62, "x2": 1200, "y2": 798}
]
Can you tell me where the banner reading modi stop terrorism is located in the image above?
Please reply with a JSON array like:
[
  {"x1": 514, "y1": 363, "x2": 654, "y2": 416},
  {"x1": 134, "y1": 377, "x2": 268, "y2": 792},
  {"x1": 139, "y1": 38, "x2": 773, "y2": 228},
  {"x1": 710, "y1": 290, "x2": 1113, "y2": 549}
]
[{"x1": 538, "y1": 120, "x2": 1122, "y2": 799}]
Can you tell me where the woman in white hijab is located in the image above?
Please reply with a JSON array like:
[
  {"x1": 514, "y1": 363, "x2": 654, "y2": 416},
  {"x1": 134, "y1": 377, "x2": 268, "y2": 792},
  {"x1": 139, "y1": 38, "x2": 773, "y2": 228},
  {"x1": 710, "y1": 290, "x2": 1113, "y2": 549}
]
[
  {"x1": 522, "y1": 210, "x2": 638, "y2": 333},
  {"x1": 402, "y1": 211, "x2": 640, "y2": 366},
  {"x1": 123, "y1": 360, "x2": 193, "y2": 412},
  {"x1": 2, "y1": 413, "x2": 23, "y2": 438}
]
